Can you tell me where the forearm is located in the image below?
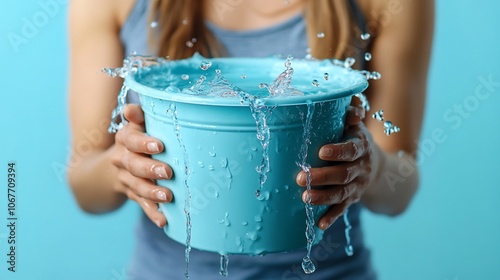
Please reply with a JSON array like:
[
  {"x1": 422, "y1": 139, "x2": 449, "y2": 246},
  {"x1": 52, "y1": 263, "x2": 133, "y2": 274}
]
[
  {"x1": 67, "y1": 146, "x2": 127, "y2": 214},
  {"x1": 361, "y1": 146, "x2": 419, "y2": 216}
]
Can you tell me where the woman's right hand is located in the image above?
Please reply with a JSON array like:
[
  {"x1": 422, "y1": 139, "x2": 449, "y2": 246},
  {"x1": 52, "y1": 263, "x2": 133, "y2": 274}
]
[{"x1": 111, "y1": 104, "x2": 173, "y2": 228}]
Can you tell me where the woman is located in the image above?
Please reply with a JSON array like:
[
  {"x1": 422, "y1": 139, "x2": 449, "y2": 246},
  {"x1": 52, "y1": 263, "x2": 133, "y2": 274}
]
[{"x1": 67, "y1": 0, "x2": 433, "y2": 279}]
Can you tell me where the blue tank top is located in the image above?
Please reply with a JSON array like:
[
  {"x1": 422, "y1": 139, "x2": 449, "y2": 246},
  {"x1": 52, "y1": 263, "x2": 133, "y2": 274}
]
[{"x1": 121, "y1": 1, "x2": 376, "y2": 279}]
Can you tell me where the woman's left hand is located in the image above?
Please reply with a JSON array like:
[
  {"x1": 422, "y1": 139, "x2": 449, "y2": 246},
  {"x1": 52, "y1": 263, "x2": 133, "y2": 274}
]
[{"x1": 296, "y1": 105, "x2": 383, "y2": 230}]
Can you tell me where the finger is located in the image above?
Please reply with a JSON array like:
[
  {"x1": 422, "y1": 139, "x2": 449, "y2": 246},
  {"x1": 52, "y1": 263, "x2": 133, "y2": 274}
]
[
  {"x1": 317, "y1": 201, "x2": 350, "y2": 230},
  {"x1": 117, "y1": 170, "x2": 173, "y2": 202},
  {"x1": 296, "y1": 161, "x2": 361, "y2": 187},
  {"x1": 301, "y1": 181, "x2": 357, "y2": 205},
  {"x1": 126, "y1": 189, "x2": 167, "y2": 228},
  {"x1": 118, "y1": 152, "x2": 173, "y2": 180},
  {"x1": 115, "y1": 125, "x2": 164, "y2": 154},
  {"x1": 345, "y1": 106, "x2": 365, "y2": 125},
  {"x1": 123, "y1": 104, "x2": 145, "y2": 125},
  {"x1": 318, "y1": 137, "x2": 366, "y2": 162}
]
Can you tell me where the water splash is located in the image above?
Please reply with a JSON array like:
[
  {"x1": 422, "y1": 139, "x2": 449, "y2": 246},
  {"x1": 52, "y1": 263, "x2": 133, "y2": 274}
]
[
  {"x1": 108, "y1": 85, "x2": 129, "y2": 133},
  {"x1": 219, "y1": 254, "x2": 229, "y2": 277},
  {"x1": 169, "y1": 103, "x2": 193, "y2": 279},
  {"x1": 296, "y1": 102, "x2": 317, "y2": 274},
  {"x1": 343, "y1": 209, "x2": 354, "y2": 256}
]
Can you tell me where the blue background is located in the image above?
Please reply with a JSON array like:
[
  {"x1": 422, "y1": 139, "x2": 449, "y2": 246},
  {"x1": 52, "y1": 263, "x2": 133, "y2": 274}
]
[{"x1": 1, "y1": 1, "x2": 499, "y2": 279}]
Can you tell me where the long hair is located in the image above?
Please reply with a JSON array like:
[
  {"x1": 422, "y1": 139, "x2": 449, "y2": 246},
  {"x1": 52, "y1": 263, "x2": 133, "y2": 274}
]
[{"x1": 149, "y1": 0, "x2": 359, "y2": 60}]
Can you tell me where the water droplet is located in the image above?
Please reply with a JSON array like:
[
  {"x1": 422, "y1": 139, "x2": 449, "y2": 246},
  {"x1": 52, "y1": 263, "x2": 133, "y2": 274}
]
[
  {"x1": 254, "y1": 215, "x2": 262, "y2": 222},
  {"x1": 311, "y1": 79, "x2": 319, "y2": 87},
  {"x1": 219, "y1": 254, "x2": 229, "y2": 277},
  {"x1": 323, "y1": 73, "x2": 329, "y2": 81},
  {"x1": 372, "y1": 110, "x2": 384, "y2": 121},
  {"x1": 197, "y1": 161, "x2": 204, "y2": 168},
  {"x1": 344, "y1": 57, "x2": 356, "y2": 68},
  {"x1": 301, "y1": 256, "x2": 315, "y2": 274},
  {"x1": 256, "y1": 191, "x2": 270, "y2": 201},
  {"x1": 191, "y1": 38, "x2": 197, "y2": 43},
  {"x1": 383, "y1": 121, "x2": 393, "y2": 128},
  {"x1": 215, "y1": 69, "x2": 221, "y2": 75},
  {"x1": 150, "y1": 21, "x2": 158, "y2": 28},
  {"x1": 182, "y1": 17, "x2": 189, "y2": 25},
  {"x1": 361, "y1": 33, "x2": 371, "y2": 40},
  {"x1": 258, "y1": 83, "x2": 268, "y2": 89},
  {"x1": 393, "y1": 125, "x2": 400, "y2": 133},
  {"x1": 186, "y1": 41, "x2": 194, "y2": 48},
  {"x1": 200, "y1": 60, "x2": 212, "y2": 70},
  {"x1": 241, "y1": 74, "x2": 246, "y2": 79},
  {"x1": 181, "y1": 74, "x2": 189, "y2": 80},
  {"x1": 364, "y1": 52, "x2": 372, "y2": 61},
  {"x1": 370, "y1": 71, "x2": 382, "y2": 80},
  {"x1": 241, "y1": 221, "x2": 248, "y2": 226},
  {"x1": 284, "y1": 185, "x2": 289, "y2": 190},
  {"x1": 255, "y1": 189, "x2": 261, "y2": 197},
  {"x1": 208, "y1": 165, "x2": 215, "y2": 171},
  {"x1": 397, "y1": 150, "x2": 405, "y2": 157},
  {"x1": 317, "y1": 32, "x2": 325, "y2": 38},
  {"x1": 256, "y1": 225, "x2": 262, "y2": 231},
  {"x1": 246, "y1": 231, "x2": 258, "y2": 241},
  {"x1": 220, "y1": 157, "x2": 228, "y2": 168}
]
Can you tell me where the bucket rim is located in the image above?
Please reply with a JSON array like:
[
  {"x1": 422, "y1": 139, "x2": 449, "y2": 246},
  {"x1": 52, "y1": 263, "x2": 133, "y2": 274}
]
[{"x1": 125, "y1": 56, "x2": 369, "y2": 107}]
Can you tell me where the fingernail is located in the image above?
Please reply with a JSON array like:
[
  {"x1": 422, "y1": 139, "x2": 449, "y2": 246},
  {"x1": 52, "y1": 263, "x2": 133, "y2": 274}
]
[
  {"x1": 155, "y1": 220, "x2": 162, "y2": 228},
  {"x1": 153, "y1": 165, "x2": 168, "y2": 178},
  {"x1": 297, "y1": 172, "x2": 305, "y2": 184},
  {"x1": 156, "y1": 190, "x2": 167, "y2": 201},
  {"x1": 319, "y1": 148, "x2": 333, "y2": 157},
  {"x1": 147, "y1": 142, "x2": 160, "y2": 153}
]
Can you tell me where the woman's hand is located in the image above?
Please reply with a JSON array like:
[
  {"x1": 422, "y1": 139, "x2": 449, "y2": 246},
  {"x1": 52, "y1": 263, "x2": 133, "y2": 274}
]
[
  {"x1": 296, "y1": 105, "x2": 384, "y2": 230},
  {"x1": 110, "y1": 104, "x2": 173, "y2": 228}
]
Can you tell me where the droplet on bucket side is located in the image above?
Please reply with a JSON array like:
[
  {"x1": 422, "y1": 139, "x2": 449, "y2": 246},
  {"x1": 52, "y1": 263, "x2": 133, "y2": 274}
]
[
  {"x1": 255, "y1": 189, "x2": 261, "y2": 198},
  {"x1": 150, "y1": 21, "x2": 158, "y2": 28},
  {"x1": 197, "y1": 161, "x2": 204, "y2": 168},
  {"x1": 200, "y1": 60, "x2": 212, "y2": 70},
  {"x1": 301, "y1": 256, "x2": 316, "y2": 274},
  {"x1": 372, "y1": 110, "x2": 384, "y2": 122},
  {"x1": 241, "y1": 74, "x2": 246, "y2": 79},
  {"x1": 208, "y1": 165, "x2": 215, "y2": 171},
  {"x1": 311, "y1": 79, "x2": 319, "y2": 87},
  {"x1": 181, "y1": 74, "x2": 189, "y2": 80},
  {"x1": 364, "y1": 52, "x2": 372, "y2": 61},
  {"x1": 323, "y1": 73, "x2": 329, "y2": 81},
  {"x1": 361, "y1": 33, "x2": 371, "y2": 40},
  {"x1": 317, "y1": 32, "x2": 325, "y2": 38}
]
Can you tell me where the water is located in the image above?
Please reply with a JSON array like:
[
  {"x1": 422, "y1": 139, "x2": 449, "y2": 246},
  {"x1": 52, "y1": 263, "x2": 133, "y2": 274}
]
[
  {"x1": 364, "y1": 52, "x2": 372, "y2": 61},
  {"x1": 323, "y1": 73, "x2": 329, "y2": 81},
  {"x1": 181, "y1": 74, "x2": 189, "y2": 80},
  {"x1": 296, "y1": 102, "x2": 317, "y2": 274},
  {"x1": 343, "y1": 209, "x2": 354, "y2": 256},
  {"x1": 186, "y1": 41, "x2": 194, "y2": 48},
  {"x1": 317, "y1": 32, "x2": 325, "y2": 38},
  {"x1": 200, "y1": 60, "x2": 212, "y2": 70},
  {"x1": 383, "y1": 121, "x2": 400, "y2": 136},
  {"x1": 168, "y1": 103, "x2": 193, "y2": 279},
  {"x1": 219, "y1": 254, "x2": 229, "y2": 277},
  {"x1": 361, "y1": 33, "x2": 371, "y2": 40},
  {"x1": 150, "y1": 21, "x2": 158, "y2": 28},
  {"x1": 372, "y1": 109, "x2": 384, "y2": 121}
]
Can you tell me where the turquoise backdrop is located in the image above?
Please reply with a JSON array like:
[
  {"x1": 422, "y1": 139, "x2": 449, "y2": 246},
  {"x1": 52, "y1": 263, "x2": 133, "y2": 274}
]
[{"x1": 1, "y1": 1, "x2": 499, "y2": 279}]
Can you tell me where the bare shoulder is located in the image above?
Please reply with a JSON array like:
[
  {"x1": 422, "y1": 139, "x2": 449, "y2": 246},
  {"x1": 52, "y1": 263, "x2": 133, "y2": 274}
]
[
  {"x1": 69, "y1": 0, "x2": 135, "y2": 31},
  {"x1": 356, "y1": 0, "x2": 434, "y2": 34}
]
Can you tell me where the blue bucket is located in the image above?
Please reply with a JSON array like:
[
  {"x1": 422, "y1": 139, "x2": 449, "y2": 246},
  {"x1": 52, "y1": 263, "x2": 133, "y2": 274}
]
[{"x1": 125, "y1": 55, "x2": 368, "y2": 255}]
